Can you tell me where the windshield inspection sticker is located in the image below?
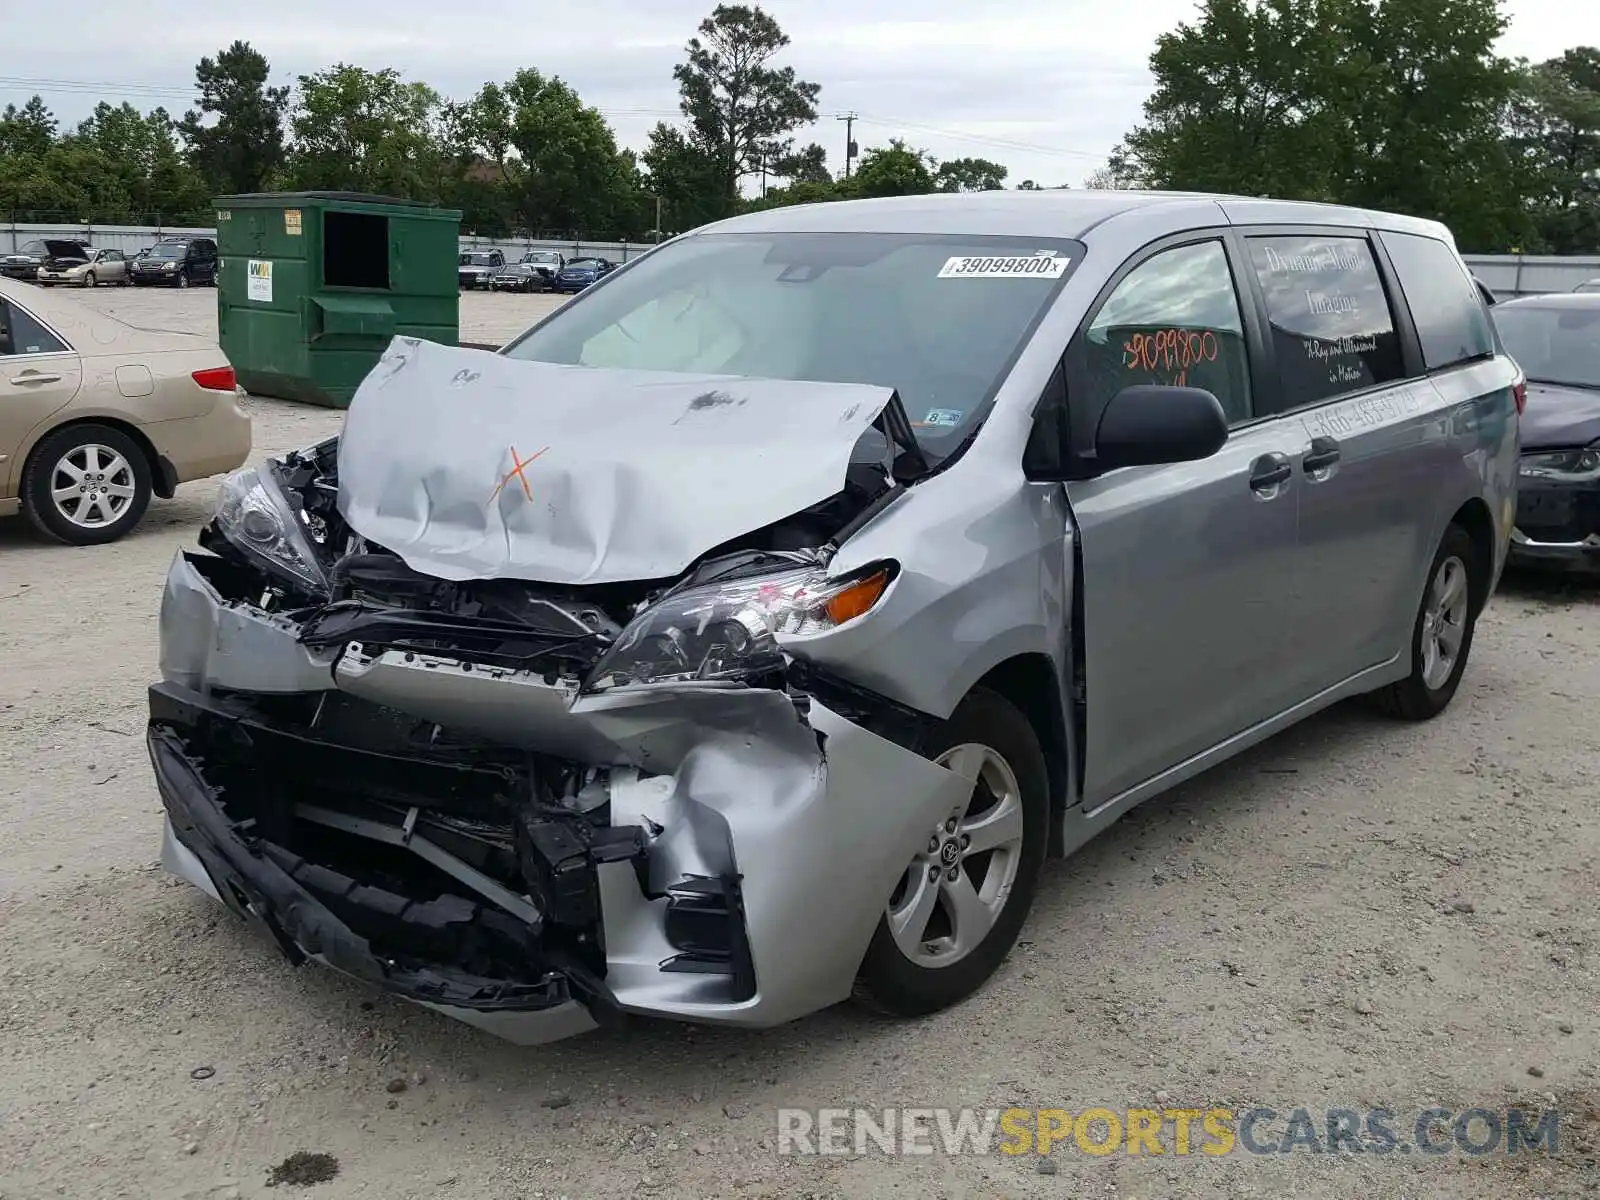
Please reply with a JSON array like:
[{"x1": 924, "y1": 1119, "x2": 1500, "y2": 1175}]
[
  {"x1": 938, "y1": 252, "x2": 1069, "y2": 279},
  {"x1": 921, "y1": 408, "x2": 964, "y2": 427}
]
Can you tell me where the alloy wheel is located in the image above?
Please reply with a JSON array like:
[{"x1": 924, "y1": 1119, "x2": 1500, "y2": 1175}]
[
  {"x1": 1420, "y1": 554, "x2": 1469, "y2": 690},
  {"x1": 50, "y1": 443, "x2": 137, "y2": 530},
  {"x1": 885, "y1": 743, "x2": 1026, "y2": 968}
]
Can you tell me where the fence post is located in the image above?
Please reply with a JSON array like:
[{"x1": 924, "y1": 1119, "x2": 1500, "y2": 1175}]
[{"x1": 1512, "y1": 254, "x2": 1525, "y2": 298}]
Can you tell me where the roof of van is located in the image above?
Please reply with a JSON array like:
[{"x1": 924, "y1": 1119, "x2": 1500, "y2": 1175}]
[{"x1": 702, "y1": 189, "x2": 1452, "y2": 242}]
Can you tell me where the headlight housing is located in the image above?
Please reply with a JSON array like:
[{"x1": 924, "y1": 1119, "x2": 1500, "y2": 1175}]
[
  {"x1": 213, "y1": 465, "x2": 328, "y2": 592},
  {"x1": 1520, "y1": 445, "x2": 1600, "y2": 480},
  {"x1": 584, "y1": 563, "x2": 894, "y2": 691}
]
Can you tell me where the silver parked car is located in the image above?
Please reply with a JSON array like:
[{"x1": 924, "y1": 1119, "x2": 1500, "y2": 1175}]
[{"x1": 147, "y1": 191, "x2": 1519, "y2": 1043}]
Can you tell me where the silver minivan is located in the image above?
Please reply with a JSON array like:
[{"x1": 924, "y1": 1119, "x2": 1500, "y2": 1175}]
[{"x1": 147, "y1": 191, "x2": 1520, "y2": 1043}]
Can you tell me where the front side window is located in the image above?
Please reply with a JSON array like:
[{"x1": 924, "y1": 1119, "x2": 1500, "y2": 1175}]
[
  {"x1": 503, "y1": 232, "x2": 1081, "y2": 453},
  {"x1": 0, "y1": 300, "x2": 69, "y2": 356},
  {"x1": 1080, "y1": 239, "x2": 1253, "y2": 426},
  {"x1": 1380, "y1": 231, "x2": 1495, "y2": 371},
  {"x1": 1246, "y1": 234, "x2": 1403, "y2": 410}
]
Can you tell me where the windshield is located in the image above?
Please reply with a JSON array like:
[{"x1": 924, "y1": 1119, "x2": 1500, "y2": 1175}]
[
  {"x1": 503, "y1": 232, "x2": 1080, "y2": 448},
  {"x1": 524, "y1": 253, "x2": 560, "y2": 264},
  {"x1": 460, "y1": 253, "x2": 496, "y2": 266},
  {"x1": 566, "y1": 258, "x2": 601, "y2": 269},
  {"x1": 1492, "y1": 303, "x2": 1600, "y2": 390},
  {"x1": 17, "y1": 240, "x2": 48, "y2": 256},
  {"x1": 148, "y1": 243, "x2": 186, "y2": 260},
  {"x1": 500, "y1": 264, "x2": 530, "y2": 273}
]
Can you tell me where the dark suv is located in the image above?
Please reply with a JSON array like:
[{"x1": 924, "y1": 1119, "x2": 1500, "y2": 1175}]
[{"x1": 131, "y1": 237, "x2": 218, "y2": 287}]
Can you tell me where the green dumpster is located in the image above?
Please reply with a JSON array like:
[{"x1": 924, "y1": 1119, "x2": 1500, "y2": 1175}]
[{"x1": 214, "y1": 191, "x2": 463, "y2": 408}]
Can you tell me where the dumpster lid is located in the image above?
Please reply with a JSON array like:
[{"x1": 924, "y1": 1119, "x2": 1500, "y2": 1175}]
[{"x1": 214, "y1": 191, "x2": 442, "y2": 208}]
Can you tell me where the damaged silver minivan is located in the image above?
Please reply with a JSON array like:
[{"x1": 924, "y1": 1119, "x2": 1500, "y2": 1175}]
[{"x1": 148, "y1": 191, "x2": 1519, "y2": 1043}]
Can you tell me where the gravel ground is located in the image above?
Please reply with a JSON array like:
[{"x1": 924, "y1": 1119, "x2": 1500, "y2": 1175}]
[{"x1": 1, "y1": 287, "x2": 1597, "y2": 1199}]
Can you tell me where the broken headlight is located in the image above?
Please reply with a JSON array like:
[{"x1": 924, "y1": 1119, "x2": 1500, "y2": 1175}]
[
  {"x1": 585, "y1": 564, "x2": 893, "y2": 690},
  {"x1": 1520, "y1": 444, "x2": 1600, "y2": 480},
  {"x1": 213, "y1": 465, "x2": 328, "y2": 593}
]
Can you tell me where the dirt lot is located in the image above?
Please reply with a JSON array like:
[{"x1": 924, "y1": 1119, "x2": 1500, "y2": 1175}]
[{"x1": 1, "y1": 286, "x2": 1597, "y2": 1199}]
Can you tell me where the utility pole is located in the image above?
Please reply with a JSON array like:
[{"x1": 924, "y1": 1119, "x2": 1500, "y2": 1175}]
[
  {"x1": 837, "y1": 112, "x2": 858, "y2": 179},
  {"x1": 654, "y1": 194, "x2": 663, "y2": 243}
]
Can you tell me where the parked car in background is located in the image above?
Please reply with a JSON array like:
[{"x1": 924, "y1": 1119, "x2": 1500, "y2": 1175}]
[
  {"x1": 131, "y1": 237, "x2": 219, "y2": 288},
  {"x1": 519, "y1": 250, "x2": 565, "y2": 283},
  {"x1": 1574, "y1": 278, "x2": 1600, "y2": 294},
  {"x1": 0, "y1": 276, "x2": 250, "y2": 545},
  {"x1": 37, "y1": 247, "x2": 130, "y2": 288},
  {"x1": 459, "y1": 250, "x2": 505, "y2": 290},
  {"x1": 489, "y1": 263, "x2": 548, "y2": 293},
  {"x1": 3, "y1": 239, "x2": 90, "y2": 283},
  {"x1": 1491, "y1": 292, "x2": 1600, "y2": 572},
  {"x1": 550, "y1": 256, "x2": 616, "y2": 293},
  {"x1": 147, "y1": 191, "x2": 1517, "y2": 1045}
]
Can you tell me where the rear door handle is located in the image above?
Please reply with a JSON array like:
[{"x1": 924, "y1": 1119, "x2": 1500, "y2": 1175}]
[
  {"x1": 9, "y1": 372, "x2": 62, "y2": 385},
  {"x1": 1302, "y1": 437, "x2": 1341, "y2": 478},
  {"x1": 1249, "y1": 452, "x2": 1293, "y2": 496}
]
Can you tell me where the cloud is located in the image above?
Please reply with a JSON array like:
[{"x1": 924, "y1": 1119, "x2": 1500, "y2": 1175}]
[{"x1": 0, "y1": 0, "x2": 1578, "y2": 189}]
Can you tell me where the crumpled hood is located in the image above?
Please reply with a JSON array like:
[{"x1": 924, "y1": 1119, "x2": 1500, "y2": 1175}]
[{"x1": 336, "y1": 337, "x2": 895, "y2": 585}]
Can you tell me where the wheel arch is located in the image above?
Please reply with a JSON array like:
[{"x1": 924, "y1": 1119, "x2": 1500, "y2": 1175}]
[
  {"x1": 971, "y1": 653, "x2": 1071, "y2": 858},
  {"x1": 22, "y1": 415, "x2": 173, "y2": 499},
  {"x1": 1447, "y1": 497, "x2": 1495, "y2": 613}
]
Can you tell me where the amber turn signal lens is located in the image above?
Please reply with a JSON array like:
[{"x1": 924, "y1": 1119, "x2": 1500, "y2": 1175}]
[{"x1": 825, "y1": 569, "x2": 890, "y2": 626}]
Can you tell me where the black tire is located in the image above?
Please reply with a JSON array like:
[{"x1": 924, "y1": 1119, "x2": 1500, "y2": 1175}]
[
  {"x1": 853, "y1": 687, "x2": 1049, "y2": 1017},
  {"x1": 177, "y1": 271, "x2": 190, "y2": 289},
  {"x1": 1371, "y1": 523, "x2": 1482, "y2": 720},
  {"x1": 84, "y1": 271, "x2": 96, "y2": 288},
  {"x1": 21, "y1": 423, "x2": 153, "y2": 546}
]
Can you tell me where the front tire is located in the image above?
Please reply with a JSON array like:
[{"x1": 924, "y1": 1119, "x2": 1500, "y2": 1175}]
[
  {"x1": 83, "y1": 271, "x2": 96, "y2": 288},
  {"x1": 853, "y1": 687, "x2": 1049, "y2": 1017},
  {"x1": 21, "y1": 424, "x2": 152, "y2": 545},
  {"x1": 1372, "y1": 523, "x2": 1482, "y2": 720},
  {"x1": 177, "y1": 272, "x2": 190, "y2": 289}
]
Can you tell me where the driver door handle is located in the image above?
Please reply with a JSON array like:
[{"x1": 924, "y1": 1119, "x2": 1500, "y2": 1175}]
[
  {"x1": 1248, "y1": 452, "x2": 1292, "y2": 496},
  {"x1": 10, "y1": 371, "x2": 62, "y2": 385}
]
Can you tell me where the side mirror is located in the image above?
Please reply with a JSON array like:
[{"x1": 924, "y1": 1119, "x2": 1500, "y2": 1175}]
[{"x1": 1093, "y1": 385, "x2": 1229, "y2": 472}]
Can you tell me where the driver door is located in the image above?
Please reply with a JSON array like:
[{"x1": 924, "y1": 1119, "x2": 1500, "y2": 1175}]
[{"x1": 1064, "y1": 235, "x2": 1305, "y2": 807}]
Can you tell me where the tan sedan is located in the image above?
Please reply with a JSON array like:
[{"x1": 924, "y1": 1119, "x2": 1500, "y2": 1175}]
[
  {"x1": 37, "y1": 247, "x2": 131, "y2": 288},
  {"x1": 0, "y1": 277, "x2": 252, "y2": 544}
]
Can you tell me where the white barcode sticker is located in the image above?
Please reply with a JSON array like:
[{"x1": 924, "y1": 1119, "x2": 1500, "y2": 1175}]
[{"x1": 938, "y1": 253, "x2": 1069, "y2": 279}]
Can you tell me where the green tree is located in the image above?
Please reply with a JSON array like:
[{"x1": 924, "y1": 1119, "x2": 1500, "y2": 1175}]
[
  {"x1": 0, "y1": 96, "x2": 58, "y2": 160},
  {"x1": 672, "y1": 4, "x2": 821, "y2": 210},
  {"x1": 844, "y1": 140, "x2": 937, "y2": 198},
  {"x1": 289, "y1": 65, "x2": 445, "y2": 198},
  {"x1": 77, "y1": 103, "x2": 209, "y2": 220},
  {"x1": 769, "y1": 141, "x2": 831, "y2": 185},
  {"x1": 1115, "y1": 0, "x2": 1527, "y2": 248},
  {"x1": 1507, "y1": 47, "x2": 1600, "y2": 253},
  {"x1": 935, "y1": 156, "x2": 1008, "y2": 192},
  {"x1": 503, "y1": 68, "x2": 637, "y2": 234},
  {"x1": 178, "y1": 41, "x2": 290, "y2": 195},
  {"x1": 642, "y1": 122, "x2": 729, "y2": 233}
]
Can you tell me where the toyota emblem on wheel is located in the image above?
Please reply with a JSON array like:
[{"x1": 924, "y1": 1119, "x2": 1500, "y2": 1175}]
[{"x1": 939, "y1": 840, "x2": 961, "y2": 866}]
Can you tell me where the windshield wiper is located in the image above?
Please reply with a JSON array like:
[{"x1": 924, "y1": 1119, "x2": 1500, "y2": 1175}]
[
  {"x1": 876, "y1": 390, "x2": 930, "y2": 484},
  {"x1": 1527, "y1": 377, "x2": 1600, "y2": 392}
]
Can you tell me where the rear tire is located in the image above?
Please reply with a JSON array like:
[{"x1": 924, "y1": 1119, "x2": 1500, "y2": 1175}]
[
  {"x1": 853, "y1": 687, "x2": 1049, "y2": 1018},
  {"x1": 1371, "y1": 523, "x2": 1481, "y2": 720},
  {"x1": 21, "y1": 423, "x2": 153, "y2": 546}
]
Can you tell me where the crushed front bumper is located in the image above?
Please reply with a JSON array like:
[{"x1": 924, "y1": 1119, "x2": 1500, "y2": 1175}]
[{"x1": 150, "y1": 550, "x2": 970, "y2": 1042}]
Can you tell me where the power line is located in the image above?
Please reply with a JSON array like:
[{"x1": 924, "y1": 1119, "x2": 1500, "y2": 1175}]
[{"x1": 853, "y1": 112, "x2": 1105, "y2": 161}]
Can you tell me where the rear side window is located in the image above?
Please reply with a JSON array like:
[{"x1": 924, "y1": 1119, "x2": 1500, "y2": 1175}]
[
  {"x1": 1246, "y1": 235, "x2": 1403, "y2": 410},
  {"x1": 1380, "y1": 231, "x2": 1495, "y2": 370},
  {"x1": 0, "y1": 300, "x2": 69, "y2": 356}
]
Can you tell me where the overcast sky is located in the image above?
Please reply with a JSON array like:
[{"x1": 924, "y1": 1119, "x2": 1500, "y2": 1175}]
[{"x1": 0, "y1": 0, "x2": 1580, "y2": 188}]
